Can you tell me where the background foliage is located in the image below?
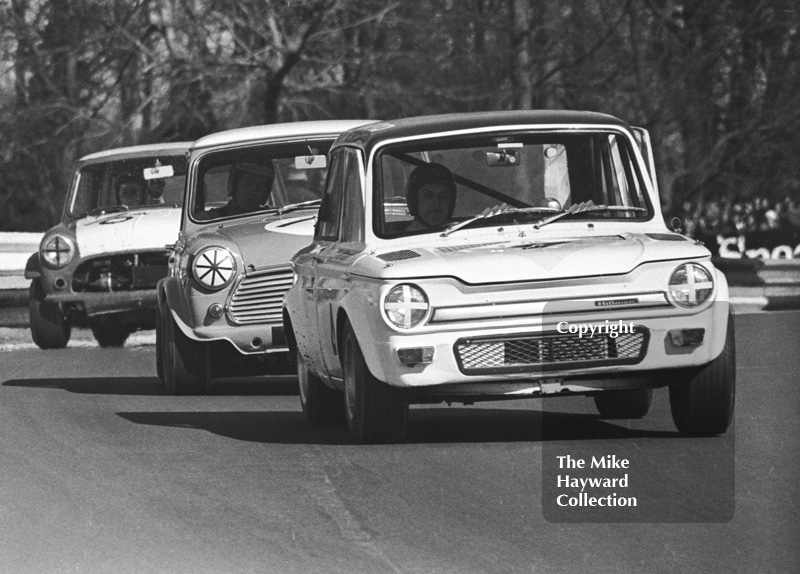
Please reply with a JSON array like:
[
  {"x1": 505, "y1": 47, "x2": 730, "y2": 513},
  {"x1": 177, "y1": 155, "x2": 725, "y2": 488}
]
[{"x1": 1, "y1": 0, "x2": 798, "y2": 231}]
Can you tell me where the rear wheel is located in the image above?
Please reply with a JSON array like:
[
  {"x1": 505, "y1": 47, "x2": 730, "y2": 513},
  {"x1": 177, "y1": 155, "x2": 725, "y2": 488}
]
[
  {"x1": 163, "y1": 312, "x2": 209, "y2": 395},
  {"x1": 29, "y1": 279, "x2": 70, "y2": 349},
  {"x1": 342, "y1": 322, "x2": 408, "y2": 444},
  {"x1": 91, "y1": 320, "x2": 130, "y2": 348},
  {"x1": 669, "y1": 312, "x2": 736, "y2": 436},
  {"x1": 297, "y1": 350, "x2": 344, "y2": 425},
  {"x1": 594, "y1": 388, "x2": 653, "y2": 419}
]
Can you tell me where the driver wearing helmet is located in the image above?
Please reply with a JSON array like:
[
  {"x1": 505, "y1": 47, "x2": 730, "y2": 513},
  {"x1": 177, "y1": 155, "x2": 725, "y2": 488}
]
[
  {"x1": 116, "y1": 174, "x2": 146, "y2": 207},
  {"x1": 196, "y1": 162, "x2": 275, "y2": 220},
  {"x1": 405, "y1": 162, "x2": 457, "y2": 230}
]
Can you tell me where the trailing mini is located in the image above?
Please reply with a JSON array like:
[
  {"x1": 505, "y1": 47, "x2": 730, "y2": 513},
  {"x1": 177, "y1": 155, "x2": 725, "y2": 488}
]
[{"x1": 25, "y1": 143, "x2": 190, "y2": 348}]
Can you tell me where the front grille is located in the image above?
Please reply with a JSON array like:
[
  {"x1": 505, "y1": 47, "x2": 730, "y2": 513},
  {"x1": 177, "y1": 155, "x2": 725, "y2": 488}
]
[
  {"x1": 228, "y1": 266, "x2": 294, "y2": 325},
  {"x1": 454, "y1": 328, "x2": 648, "y2": 375},
  {"x1": 72, "y1": 251, "x2": 169, "y2": 292}
]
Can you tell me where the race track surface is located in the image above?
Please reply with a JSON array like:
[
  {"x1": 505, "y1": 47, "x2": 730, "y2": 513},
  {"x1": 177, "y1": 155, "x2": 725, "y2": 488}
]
[{"x1": 0, "y1": 311, "x2": 797, "y2": 573}]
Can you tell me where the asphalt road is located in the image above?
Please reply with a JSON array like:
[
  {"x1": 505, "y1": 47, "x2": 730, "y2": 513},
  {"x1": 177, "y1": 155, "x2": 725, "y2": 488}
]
[{"x1": 0, "y1": 311, "x2": 798, "y2": 573}]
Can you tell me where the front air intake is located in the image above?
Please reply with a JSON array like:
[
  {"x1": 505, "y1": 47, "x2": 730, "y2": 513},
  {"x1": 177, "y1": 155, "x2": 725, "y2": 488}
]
[{"x1": 228, "y1": 266, "x2": 294, "y2": 325}]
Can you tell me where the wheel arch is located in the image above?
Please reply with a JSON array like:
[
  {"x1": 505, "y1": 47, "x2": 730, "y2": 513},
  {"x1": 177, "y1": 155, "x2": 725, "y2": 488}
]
[
  {"x1": 336, "y1": 306, "x2": 351, "y2": 362},
  {"x1": 24, "y1": 253, "x2": 42, "y2": 279},
  {"x1": 283, "y1": 308, "x2": 297, "y2": 354}
]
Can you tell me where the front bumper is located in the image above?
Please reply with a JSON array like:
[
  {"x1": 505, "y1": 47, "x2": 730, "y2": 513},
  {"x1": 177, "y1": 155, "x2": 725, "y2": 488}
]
[
  {"x1": 45, "y1": 289, "x2": 158, "y2": 316},
  {"x1": 357, "y1": 303, "x2": 729, "y2": 394},
  {"x1": 172, "y1": 307, "x2": 288, "y2": 356}
]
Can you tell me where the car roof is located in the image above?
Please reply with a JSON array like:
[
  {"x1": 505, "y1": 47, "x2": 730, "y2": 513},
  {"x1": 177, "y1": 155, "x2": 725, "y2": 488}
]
[
  {"x1": 190, "y1": 119, "x2": 379, "y2": 151},
  {"x1": 333, "y1": 110, "x2": 633, "y2": 152},
  {"x1": 78, "y1": 142, "x2": 193, "y2": 164}
]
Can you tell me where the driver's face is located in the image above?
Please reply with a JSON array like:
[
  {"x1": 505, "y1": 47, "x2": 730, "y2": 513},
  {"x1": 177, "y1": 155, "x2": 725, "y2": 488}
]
[
  {"x1": 416, "y1": 182, "x2": 452, "y2": 227},
  {"x1": 235, "y1": 172, "x2": 271, "y2": 211},
  {"x1": 118, "y1": 182, "x2": 143, "y2": 206}
]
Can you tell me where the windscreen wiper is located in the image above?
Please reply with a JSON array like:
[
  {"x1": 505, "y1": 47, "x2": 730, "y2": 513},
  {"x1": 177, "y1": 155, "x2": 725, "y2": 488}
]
[
  {"x1": 86, "y1": 205, "x2": 131, "y2": 217},
  {"x1": 440, "y1": 204, "x2": 559, "y2": 237},
  {"x1": 532, "y1": 202, "x2": 646, "y2": 229}
]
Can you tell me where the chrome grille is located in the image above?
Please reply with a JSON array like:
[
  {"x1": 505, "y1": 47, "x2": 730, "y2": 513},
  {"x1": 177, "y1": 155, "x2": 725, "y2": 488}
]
[
  {"x1": 228, "y1": 267, "x2": 294, "y2": 325},
  {"x1": 454, "y1": 328, "x2": 648, "y2": 375},
  {"x1": 72, "y1": 251, "x2": 169, "y2": 292}
]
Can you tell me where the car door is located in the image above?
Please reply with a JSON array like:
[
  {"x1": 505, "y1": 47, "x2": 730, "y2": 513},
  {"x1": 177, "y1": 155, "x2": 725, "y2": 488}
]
[
  {"x1": 311, "y1": 150, "x2": 346, "y2": 378},
  {"x1": 312, "y1": 147, "x2": 365, "y2": 381}
]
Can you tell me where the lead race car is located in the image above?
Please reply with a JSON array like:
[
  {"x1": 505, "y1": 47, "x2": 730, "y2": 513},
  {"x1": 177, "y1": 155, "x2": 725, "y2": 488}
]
[
  {"x1": 156, "y1": 120, "x2": 375, "y2": 394},
  {"x1": 283, "y1": 110, "x2": 735, "y2": 443},
  {"x1": 25, "y1": 142, "x2": 190, "y2": 348}
]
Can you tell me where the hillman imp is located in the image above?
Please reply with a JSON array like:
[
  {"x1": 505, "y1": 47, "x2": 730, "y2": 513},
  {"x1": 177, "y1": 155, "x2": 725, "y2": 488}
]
[
  {"x1": 283, "y1": 111, "x2": 735, "y2": 443},
  {"x1": 156, "y1": 120, "x2": 374, "y2": 394},
  {"x1": 25, "y1": 142, "x2": 190, "y2": 348}
]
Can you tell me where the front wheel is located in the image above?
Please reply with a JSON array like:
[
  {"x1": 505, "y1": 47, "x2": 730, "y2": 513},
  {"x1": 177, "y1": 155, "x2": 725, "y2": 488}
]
[
  {"x1": 669, "y1": 312, "x2": 736, "y2": 436},
  {"x1": 342, "y1": 322, "x2": 408, "y2": 444},
  {"x1": 29, "y1": 279, "x2": 70, "y2": 349},
  {"x1": 593, "y1": 388, "x2": 653, "y2": 419},
  {"x1": 297, "y1": 350, "x2": 344, "y2": 426},
  {"x1": 163, "y1": 312, "x2": 209, "y2": 395}
]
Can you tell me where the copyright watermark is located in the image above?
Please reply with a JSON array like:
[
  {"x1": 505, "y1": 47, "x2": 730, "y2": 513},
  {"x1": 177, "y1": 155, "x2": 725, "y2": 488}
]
[{"x1": 556, "y1": 320, "x2": 635, "y2": 339}]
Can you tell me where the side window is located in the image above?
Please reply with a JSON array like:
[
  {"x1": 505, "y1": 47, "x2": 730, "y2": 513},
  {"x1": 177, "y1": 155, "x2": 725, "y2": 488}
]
[
  {"x1": 341, "y1": 148, "x2": 364, "y2": 243},
  {"x1": 607, "y1": 135, "x2": 646, "y2": 210},
  {"x1": 315, "y1": 149, "x2": 345, "y2": 241}
]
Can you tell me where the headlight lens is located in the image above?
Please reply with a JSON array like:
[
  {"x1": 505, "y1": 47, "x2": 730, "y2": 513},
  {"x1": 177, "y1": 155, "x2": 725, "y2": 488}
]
[
  {"x1": 192, "y1": 247, "x2": 236, "y2": 290},
  {"x1": 668, "y1": 263, "x2": 714, "y2": 307},
  {"x1": 41, "y1": 234, "x2": 75, "y2": 268},
  {"x1": 383, "y1": 284, "x2": 430, "y2": 329}
]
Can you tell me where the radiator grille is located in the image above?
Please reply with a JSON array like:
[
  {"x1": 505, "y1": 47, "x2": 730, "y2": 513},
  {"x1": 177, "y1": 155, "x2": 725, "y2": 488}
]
[
  {"x1": 72, "y1": 251, "x2": 169, "y2": 292},
  {"x1": 454, "y1": 328, "x2": 648, "y2": 375},
  {"x1": 228, "y1": 267, "x2": 294, "y2": 325}
]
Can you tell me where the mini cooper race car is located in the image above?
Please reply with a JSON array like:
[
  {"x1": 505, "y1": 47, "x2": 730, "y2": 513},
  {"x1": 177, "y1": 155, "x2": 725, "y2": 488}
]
[
  {"x1": 25, "y1": 142, "x2": 190, "y2": 348},
  {"x1": 156, "y1": 120, "x2": 375, "y2": 394},
  {"x1": 283, "y1": 111, "x2": 735, "y2": 444}
]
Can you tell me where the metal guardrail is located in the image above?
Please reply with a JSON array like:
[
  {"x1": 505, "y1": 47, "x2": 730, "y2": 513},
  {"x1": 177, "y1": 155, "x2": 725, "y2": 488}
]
[
  {"x1": 712, "y1": 257, "x2": 800, "y2": 310},
  {"x1": 0, "y1": 232, "x2": 41, "y2": 291}
]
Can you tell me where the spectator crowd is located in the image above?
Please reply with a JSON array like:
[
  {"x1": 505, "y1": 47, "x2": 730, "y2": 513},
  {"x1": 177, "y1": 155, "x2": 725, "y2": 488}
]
[{"x1": 671, "y1": 196, "x2": 800, "y2": 258}]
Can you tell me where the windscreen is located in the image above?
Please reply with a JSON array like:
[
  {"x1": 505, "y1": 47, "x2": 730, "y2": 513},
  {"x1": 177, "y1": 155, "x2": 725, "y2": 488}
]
[
  {"x1": 69, "y1": 154, "x2": 187, "y2": 217},
  {"x1": 374, "y1": 131, "x2": 652, "y2": 238},
  {"x1": 190, "y1": 140, "x2": 332, "y2": 222}
]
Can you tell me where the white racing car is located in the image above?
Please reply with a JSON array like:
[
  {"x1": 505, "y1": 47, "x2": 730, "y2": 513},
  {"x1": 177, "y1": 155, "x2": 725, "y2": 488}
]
[
  {"x1": 25, "y1": 143, "x2": 190, "y2": 348},
  {"x1": 283, "y1": 111, "x2": 735, "y2": 443}
]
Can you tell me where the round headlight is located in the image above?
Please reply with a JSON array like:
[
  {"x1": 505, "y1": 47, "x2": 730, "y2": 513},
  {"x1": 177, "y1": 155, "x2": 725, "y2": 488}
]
[
  {"x1": 383, "y1": 284, "x2": 430, "y2": 329},
  {"x1": 41, "y1": 234, "x2": 75, "y2": 268},
  {"x1": 668, "y1": 263, "x2": 714, "y2": 307},
  {"x1": 192, "y1": 247, "x2": 236, "y2": 290}
]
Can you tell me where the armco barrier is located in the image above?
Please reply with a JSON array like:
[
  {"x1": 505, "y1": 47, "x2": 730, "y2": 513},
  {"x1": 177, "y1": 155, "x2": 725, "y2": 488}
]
[
  {"x1": 0, "y1": 232, "x2": 42, "y2": 292},
  {"x1": 712, "y1": 257, "x2": 800, "y2": 310},
  {"x1": 0, "y1": 233, "x2": 799, "y2": 310}
]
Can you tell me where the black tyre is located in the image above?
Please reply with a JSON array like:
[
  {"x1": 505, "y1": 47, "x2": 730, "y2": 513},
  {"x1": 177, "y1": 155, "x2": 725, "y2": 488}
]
[
  {"x1": 163, "y1": 313, "x2": 209, "y2": 395},
  {"x1": 594, "y1": 388, "x2": 653, "y2": 419},
  {"x1": 29, "y1": 280, "x2": 70, "y2": 349},
  {"x1": 669, "y1": 312, "x2": 736, "y2": 436},
  {"x1": 155, "y1": 301, "x2": 165, "y2": 382},
  {"x1": 91, "y1": 320, "x2": 130, "y2": 348},
  {"x1": 297, "y1": 349, "x2": 344, "y2": 425},
  {"x1": 341, "y1": 322, "x2": 408, "y2": 444}
]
